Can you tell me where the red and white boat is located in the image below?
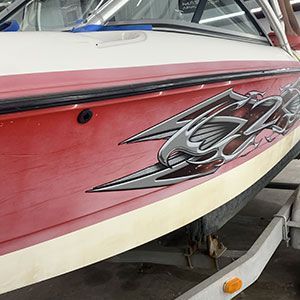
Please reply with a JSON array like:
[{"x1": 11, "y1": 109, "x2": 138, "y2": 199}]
[{"x1": 0, "y1": 0, "x2": 300, "y2": 294}]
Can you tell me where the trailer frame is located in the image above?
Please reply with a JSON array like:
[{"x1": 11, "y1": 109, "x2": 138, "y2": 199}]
[{"x1": 177, "y1": 186, "x2": 300, "y2": 300}]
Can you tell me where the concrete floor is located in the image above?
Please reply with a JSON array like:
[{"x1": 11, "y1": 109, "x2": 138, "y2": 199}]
[{"x1": 1, "y1": 160, "x2": 299, "y2": 300}]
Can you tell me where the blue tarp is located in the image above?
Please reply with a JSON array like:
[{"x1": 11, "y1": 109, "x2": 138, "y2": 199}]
[{"x1": 0, "y1": 20, "x2": 20, "y2": 32}]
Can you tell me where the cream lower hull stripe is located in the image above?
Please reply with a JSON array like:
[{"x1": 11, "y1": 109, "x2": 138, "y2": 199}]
[{"x1": 1, "y1": 127, "x2": 300, "y2": 294}]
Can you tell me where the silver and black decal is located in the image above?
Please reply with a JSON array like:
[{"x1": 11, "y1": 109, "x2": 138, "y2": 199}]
[{"x1": 89, "y1": 80, "x2": 300, "y2": 192}]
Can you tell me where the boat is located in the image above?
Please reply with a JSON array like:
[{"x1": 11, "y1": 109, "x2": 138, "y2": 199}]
[{"x1": 0, "y1": 0, "x2": 299, "y2": 295}]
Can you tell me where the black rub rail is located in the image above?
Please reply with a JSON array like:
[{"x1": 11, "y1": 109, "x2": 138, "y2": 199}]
[{"x1": 1, "y1": 67, "x2": 300, "y2": 115}]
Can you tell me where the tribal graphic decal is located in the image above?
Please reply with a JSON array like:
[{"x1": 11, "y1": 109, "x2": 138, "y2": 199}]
[{"x1": 90, "y1": 80, "x2": 300, "y2": 192}]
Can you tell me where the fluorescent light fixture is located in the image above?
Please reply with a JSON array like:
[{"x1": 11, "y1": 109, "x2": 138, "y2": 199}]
[
  {"x1": 251, "y1": 7, "x2": 262, "y2": 13},
  {"x1": 199, "y1": 11, "x2": 245, "y2": 24}
]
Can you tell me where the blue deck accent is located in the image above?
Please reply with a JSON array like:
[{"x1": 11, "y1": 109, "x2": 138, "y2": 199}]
[{"x1": 71, "y1": 24, "x2": 152, "y2": 33}]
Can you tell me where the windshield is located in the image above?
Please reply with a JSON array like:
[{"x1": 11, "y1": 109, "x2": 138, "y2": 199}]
[
  {"x1": 1, "y1": 0, "x2": 264, "y2": 38},
  {"x1": 1, "y1": 0, "x2": 102, "y2": 31},
  {"x1": 103, "y1": 0, "x2": 262, "y2": 38}
]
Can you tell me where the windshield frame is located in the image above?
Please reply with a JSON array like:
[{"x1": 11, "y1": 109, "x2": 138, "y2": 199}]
[{"x1": 107, "y1": 18, "x2": 270, "y2": 45}]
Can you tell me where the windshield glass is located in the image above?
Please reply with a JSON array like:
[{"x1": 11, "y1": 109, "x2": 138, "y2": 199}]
[
  {"x1": 105, "y1": 0, "x2": 262, "y2": 38},
  {"x1": 199, "y1": 0, "x2": 259, "y2": 35},
  {"x1": 2, "y1": 0, "x2": 102, "y2": 31},
  {"x1": 110, "y1": 0, "x2": 201, "y2": 24}
]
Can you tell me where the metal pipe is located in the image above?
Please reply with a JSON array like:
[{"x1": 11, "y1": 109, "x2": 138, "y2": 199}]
[
  {"x1": 257, "y1": 0, "x2": 293, "y2": 56},
  {"x1": 86, "y1": 0, "x2": 131, "y2": 25},
  {"x1": 270, "y1": 0, "x2": 284, "y2": 24},
  {"x1": 0, "y1": 0, "x2": 30, "y2": 23}
]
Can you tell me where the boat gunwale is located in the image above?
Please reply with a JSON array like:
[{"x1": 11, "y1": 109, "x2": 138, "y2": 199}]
[{"x1": 1, "y1": 67, "x2": 300, "y2": 115}]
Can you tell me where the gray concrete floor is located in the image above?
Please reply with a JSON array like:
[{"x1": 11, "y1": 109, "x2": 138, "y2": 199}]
[{"x1": 1, "y1": 160, "x2": 299, "y2": 300}]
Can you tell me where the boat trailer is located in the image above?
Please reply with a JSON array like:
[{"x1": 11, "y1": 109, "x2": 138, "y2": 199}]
[{"x1": 110, "y1": 178, "x2": 300, "y2": 299}]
